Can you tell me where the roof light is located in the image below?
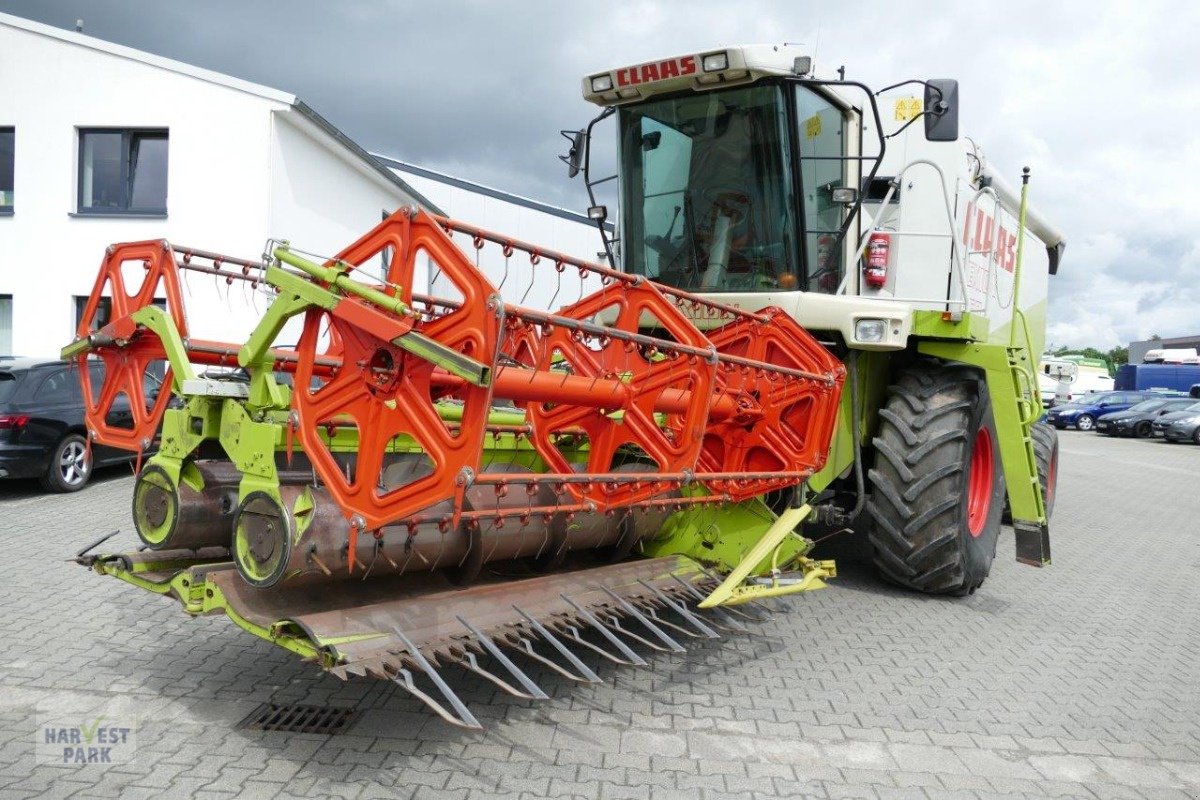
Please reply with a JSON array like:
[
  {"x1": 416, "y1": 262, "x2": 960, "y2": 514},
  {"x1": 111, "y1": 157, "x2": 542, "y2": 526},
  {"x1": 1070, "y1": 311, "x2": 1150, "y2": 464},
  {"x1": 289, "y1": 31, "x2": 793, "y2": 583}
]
[
  {"x1": 701, "y1": 52, "x2": 728, "y2": 73},
  {"x1": 590, "y1": 74, "x2": 614, "y2": 93}
]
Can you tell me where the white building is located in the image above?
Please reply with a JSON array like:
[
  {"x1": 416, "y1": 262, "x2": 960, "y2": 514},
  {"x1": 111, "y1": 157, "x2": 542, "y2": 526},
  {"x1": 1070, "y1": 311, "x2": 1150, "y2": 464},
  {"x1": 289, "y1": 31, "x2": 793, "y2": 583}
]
[{"x1": 0, "y1": 12, "x2": 603, "y2": 356}]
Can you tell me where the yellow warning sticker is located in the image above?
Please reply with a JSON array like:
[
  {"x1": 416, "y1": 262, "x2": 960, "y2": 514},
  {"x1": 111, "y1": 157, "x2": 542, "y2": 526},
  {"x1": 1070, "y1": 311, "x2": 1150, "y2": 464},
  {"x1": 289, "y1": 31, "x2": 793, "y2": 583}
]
[
  {"x1": 894, "y1": 97, "x2": 922, "y2": 121},
  {"x1": 805, "y1": 114, "x2": 822, "y2": 138}
]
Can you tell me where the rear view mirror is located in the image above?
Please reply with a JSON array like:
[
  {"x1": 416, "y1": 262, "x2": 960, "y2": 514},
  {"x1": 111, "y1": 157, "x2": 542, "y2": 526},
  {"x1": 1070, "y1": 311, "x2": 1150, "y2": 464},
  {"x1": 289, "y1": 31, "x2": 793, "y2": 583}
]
[
  {"x1": 559, "y1": 129, "x2": 586, "y2": 178},
  {"x1": 924, "y1": 79, "x2": 959, "y2": 142}
]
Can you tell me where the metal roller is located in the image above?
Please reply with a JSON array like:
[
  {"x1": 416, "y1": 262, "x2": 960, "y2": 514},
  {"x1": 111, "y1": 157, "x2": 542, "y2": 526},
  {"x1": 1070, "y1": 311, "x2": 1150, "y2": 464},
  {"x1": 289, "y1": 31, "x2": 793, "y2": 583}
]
[
  {"x1": 228, "y1": 458, "x2": 676, "y2": 589},
  {"x1": 132, "y1": 462, "x2": 239, "y2": 551}
]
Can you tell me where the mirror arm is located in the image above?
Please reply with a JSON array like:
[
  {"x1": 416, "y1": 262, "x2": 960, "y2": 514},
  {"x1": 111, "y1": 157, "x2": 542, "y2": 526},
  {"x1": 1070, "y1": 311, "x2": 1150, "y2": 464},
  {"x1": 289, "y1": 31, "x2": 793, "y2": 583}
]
[
  {"x1": 884, "y1": 111, "x2": 931, "y2": 140},
  {"x1": 580, "y1": 106, "x2": 618, "y2": 267},
  {"x1": 875, "y1": 78, "x2": 938, "y2": 98}
]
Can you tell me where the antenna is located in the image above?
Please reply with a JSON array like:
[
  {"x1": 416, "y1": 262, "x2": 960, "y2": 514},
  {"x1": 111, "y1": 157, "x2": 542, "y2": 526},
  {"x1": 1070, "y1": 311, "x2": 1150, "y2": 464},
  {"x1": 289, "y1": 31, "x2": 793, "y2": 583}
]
[
  {"x1": 812, "y1": 12, "x2": 823, "y2": 71},
  {"x1": 75, "y1": 19, "x2": 83, "y2": 32}
]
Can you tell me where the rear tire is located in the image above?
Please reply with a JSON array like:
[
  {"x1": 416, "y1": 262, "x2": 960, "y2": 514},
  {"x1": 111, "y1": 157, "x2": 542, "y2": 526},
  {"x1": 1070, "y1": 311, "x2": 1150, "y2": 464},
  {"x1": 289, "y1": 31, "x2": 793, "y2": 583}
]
[
  {"x1": 867, "y1": 360, "x2": 1005, "y2": 596},
  {"x1": 41, "y1": 433, "x2": 92, "y2": 493},
  {"x1": 1031, "y1": 421, "x2": 1059, "y2": 519}
]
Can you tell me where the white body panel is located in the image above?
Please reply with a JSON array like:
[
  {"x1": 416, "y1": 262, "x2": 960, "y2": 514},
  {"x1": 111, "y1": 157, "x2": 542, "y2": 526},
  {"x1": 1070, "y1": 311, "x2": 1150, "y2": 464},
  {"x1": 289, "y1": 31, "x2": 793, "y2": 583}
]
[{"x1": 858, "y1": 105, "x2": 1053, "y2": 353}]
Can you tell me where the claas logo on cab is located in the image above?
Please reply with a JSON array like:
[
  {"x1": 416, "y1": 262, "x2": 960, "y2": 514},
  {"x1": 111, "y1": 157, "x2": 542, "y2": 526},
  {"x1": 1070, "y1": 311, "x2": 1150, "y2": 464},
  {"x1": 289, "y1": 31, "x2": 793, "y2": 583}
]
[{"x1": 615, "y1": 55, "x2": 698, "y2": 87}]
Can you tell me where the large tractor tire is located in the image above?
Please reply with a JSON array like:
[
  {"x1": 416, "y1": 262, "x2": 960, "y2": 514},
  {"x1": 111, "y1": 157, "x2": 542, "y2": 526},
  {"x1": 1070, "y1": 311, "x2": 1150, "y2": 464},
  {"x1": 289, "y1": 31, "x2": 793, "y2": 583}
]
[
  {"x1": 1031, "y1": 420, "x2": 1059, "y2": 519},
  {"x1": 867, "y1": 360, "x2": 1005, "y2": 596},
  {"x1": 1001, "y1": 419, "x2": 1059, "y2": 523}
]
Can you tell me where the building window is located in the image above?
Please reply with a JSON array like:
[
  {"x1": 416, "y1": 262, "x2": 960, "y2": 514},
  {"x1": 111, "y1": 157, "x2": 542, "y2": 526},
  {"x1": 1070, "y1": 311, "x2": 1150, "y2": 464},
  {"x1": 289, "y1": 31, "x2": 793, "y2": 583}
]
[
  {"x1": 75, "y1": 295, "x2": 112, "y2": 333},
  {"x1": 0, "y1": 295, "x2": 11, "y2": 356},
  {"x1": 0, "y1": 128, "x2": 13, "y2": 213},
  {"x1": 77, "y1": 128, "x2": 168, "y2": 214},
  {"x1": 74, "y1": 295, "x2": 165, "y2": 334}
]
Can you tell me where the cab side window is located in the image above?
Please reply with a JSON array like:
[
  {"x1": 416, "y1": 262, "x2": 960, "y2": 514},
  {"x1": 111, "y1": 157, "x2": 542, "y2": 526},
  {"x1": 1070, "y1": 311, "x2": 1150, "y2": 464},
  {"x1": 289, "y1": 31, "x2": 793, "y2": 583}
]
[
  {"x1": 88, "y1": 362, "x2": 106, "y2": 404},
  {"x1": 795, "y1": 86, "x2": 846, "y2": 293},
  {"x1": 33, "y1": 368, "x2": 83, "y2": 405}
]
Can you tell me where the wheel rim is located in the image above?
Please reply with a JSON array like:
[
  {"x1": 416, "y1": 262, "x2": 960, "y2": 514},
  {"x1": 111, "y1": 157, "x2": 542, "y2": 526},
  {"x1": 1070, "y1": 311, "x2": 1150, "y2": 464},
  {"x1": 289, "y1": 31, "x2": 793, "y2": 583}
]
[
  {"x1": 1077, "y1": 415, "x2": 1094, "y2": 431},
  {"x1": 966, "y1": 427, "x2": 994, "y2": 538},
  {"x1": 59, "y1": 440, "x2": 90, "y2": 486}
]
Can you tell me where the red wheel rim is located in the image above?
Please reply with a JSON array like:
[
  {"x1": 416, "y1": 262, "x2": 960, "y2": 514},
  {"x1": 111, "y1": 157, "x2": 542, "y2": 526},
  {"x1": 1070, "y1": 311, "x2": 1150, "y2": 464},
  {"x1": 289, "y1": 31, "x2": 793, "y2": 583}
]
[{"x1": 966, "y1": 426, "x2": 994, "y2": 537}]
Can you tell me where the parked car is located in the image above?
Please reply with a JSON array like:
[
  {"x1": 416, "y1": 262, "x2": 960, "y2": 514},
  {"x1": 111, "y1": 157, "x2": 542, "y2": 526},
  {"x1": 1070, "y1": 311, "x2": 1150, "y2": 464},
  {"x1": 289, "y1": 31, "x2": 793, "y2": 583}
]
[
  {"x1": 0, "y1": 357, "x2": 154, "y2": 491},
  {"x1": 1096, "y1": 397, "x2": 1200, "y2": 437},
  {"x1": 1150, "y1": 401, "x2": 1200, "y2": 443},
  {"x1": 1044, "y1": 391, "x2": 1159, "y2": 431}
]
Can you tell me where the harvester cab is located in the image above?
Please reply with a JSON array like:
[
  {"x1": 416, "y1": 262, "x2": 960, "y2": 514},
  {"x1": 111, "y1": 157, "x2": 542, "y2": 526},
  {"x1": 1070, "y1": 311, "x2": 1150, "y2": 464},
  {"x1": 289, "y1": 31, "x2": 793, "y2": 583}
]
[
  {"x1": 573, "y1": 43, "x2": 1064, "y2": 578},
  {"x1": 64, "y1": 43, "x2": 1062, "y2": 726}
]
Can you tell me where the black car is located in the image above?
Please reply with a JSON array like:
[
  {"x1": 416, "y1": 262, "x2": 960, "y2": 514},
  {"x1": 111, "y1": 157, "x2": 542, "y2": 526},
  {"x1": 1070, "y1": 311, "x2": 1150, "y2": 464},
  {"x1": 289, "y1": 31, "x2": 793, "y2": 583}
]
[
  {"x1": 0, "y1": 357, "x2": 150, "y2": 492},
  {"x1": 1095, "y1": 397, "x2": 1198, "y2": 437},
  {"x1": 1151, "y1": 401, "x2": 1200, "y2": 442}
]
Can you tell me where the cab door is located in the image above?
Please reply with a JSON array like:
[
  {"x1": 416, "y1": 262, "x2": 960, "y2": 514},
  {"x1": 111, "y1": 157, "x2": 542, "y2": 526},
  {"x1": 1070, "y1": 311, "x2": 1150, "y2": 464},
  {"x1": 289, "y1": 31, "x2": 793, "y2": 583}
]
[{"x1": 793, "y1": 85, "x2": 854, "y2": 293}]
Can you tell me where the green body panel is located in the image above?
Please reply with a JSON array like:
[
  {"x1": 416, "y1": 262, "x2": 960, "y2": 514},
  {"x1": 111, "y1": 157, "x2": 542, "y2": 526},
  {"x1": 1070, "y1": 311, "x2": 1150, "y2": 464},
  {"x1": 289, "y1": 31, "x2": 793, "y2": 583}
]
[
  {"x1": 807, "y1": 350, "x2": 891, "y2": 495},
  {"x1": 909, "y1": 310, "x2": 989, "y2": 342},
  {"x1": 640, "y1": 493, "x2": 810, "y2": 575},
  {"x1": 218, "y1": 399, "x2": 285, "y2": 503},
  {"x1": 917, "y1": 339, "x2": 1046, "y2": 529},
  {"x1": 130, "y1": 306, "x2": 196, "y2": 392}
]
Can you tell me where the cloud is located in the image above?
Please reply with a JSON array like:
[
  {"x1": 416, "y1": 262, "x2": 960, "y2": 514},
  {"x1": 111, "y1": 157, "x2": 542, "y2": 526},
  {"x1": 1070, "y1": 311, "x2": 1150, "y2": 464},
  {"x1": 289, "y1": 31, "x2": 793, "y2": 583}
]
[{"x1": 3, "y1": 0, "x2": 1197, "y2": 347}]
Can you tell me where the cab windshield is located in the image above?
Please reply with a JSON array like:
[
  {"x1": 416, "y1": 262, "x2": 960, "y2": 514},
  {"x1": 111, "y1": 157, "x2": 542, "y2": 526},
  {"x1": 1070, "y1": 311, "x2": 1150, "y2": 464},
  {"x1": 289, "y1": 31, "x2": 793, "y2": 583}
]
[{"x1": 618, "y1": 84, "x2": 798, "y2": 292}]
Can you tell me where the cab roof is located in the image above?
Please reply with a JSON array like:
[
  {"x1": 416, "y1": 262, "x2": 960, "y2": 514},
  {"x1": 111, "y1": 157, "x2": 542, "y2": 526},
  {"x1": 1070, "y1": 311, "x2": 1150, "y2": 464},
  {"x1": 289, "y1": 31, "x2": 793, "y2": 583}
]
[{"x1": 582, "y1": 44, "x2": 811, "y2": 107}]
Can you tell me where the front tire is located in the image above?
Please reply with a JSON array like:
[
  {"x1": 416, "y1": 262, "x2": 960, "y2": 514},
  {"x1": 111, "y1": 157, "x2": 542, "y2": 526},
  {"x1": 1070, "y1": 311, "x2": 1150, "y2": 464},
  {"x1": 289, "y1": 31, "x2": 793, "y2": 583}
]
[
  {"x1": 1075, "y1": 414, "x2": 1095, "y2": 431},
  {"x1": 42, "y1": 433, "x2": 92, "y2": 493},
  {"x1": 867, "y1": 360, "x2": 1005, "y2": 596},
  {"x1": 1135, "y1": 421, "x2": 1152, "y2": 438}
]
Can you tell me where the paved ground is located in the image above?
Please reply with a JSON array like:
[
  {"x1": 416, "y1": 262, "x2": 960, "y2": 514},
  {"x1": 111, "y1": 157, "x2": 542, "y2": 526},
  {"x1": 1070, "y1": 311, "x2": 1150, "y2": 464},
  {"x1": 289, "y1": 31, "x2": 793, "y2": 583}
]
[{"x1": 0, "y1": 430, "x2": 1198, "y2": 799}]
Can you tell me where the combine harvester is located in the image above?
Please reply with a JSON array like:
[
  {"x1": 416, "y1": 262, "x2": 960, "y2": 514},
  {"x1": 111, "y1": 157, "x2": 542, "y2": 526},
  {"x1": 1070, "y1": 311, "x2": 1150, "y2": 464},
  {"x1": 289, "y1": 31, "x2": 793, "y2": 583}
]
[{"x1": 66, "y1": 45, "x2": 1063, "y2": 728}]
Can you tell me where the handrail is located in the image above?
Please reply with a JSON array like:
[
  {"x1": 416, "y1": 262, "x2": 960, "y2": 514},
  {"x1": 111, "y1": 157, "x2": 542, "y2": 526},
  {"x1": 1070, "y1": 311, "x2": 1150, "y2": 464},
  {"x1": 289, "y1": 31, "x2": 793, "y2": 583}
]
[
  {"x1": 965, "y1": 185, "x2": 1015, "y2": 311},
  {"x1": 836, "y1": 159, "x2": 969, "y2": 315}
]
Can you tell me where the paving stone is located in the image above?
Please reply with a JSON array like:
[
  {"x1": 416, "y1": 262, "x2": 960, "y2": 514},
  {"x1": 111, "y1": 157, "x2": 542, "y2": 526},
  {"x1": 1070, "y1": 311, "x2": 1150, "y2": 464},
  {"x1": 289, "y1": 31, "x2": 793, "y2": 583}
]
[{"x1": 1, "y1": 413, "x2": 1198, "y2": 800}]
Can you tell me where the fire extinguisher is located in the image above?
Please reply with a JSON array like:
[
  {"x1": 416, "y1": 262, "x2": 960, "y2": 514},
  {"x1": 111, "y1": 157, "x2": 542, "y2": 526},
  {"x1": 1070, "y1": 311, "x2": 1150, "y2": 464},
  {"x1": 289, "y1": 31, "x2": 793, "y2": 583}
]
[{"x1": 863, "y1": 232, "x2": 890, "y2": 289}]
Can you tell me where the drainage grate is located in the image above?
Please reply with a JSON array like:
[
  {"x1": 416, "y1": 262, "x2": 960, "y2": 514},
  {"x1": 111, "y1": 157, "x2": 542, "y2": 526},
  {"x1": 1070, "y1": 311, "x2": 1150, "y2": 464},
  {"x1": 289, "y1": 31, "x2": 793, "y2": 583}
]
[{"x1": 239, "y1": 703, "x2": 359, "y2": 734}]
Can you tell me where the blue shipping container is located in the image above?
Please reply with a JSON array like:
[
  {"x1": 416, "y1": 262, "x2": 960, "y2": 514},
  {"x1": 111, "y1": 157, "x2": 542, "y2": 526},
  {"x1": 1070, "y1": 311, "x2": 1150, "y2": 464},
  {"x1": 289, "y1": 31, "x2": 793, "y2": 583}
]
[{"x1": 1115, "y1": 363, "x2": 1200, "y2": 392}]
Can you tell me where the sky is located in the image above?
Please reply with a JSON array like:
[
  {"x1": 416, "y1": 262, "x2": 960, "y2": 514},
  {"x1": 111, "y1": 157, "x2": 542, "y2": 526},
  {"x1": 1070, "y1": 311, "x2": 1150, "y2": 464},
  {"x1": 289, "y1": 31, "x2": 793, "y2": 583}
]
[{"x1": 2, "y1": 0, "x2": 1197, "y2": 348}]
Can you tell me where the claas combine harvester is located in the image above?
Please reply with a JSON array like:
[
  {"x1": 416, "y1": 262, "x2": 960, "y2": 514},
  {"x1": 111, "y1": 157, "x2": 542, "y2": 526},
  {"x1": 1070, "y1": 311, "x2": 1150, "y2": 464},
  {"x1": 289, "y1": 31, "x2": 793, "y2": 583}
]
[{"x1": 66, "y1": 45, "x2": 1063, "y2": 728}]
